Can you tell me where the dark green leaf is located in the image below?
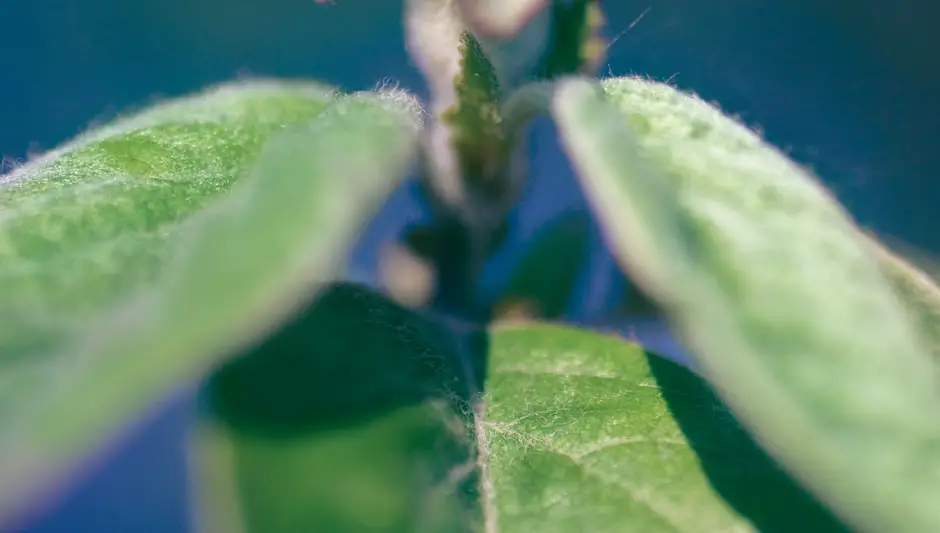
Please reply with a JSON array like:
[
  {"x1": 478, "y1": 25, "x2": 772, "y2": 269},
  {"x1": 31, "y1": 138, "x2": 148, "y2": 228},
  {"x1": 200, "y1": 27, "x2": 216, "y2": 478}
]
[{"x1": 191, "y1": 282, "x2": 483, "y2": 533}]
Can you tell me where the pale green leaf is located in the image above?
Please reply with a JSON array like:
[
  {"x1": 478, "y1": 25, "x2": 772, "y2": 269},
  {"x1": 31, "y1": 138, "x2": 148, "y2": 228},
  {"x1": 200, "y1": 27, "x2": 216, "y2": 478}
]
[
  {"x1": 0, "y1": 84, "x2": 423, "y2": 521},
  {"x1": 553, "y1": 76, "x2": 940, "y2": 532},
  {"x1": 862, "y1": 232, "x2": 940, "y2": 360},
  {"x1": 0, "y1": 80, "x2": 336, "y2": 357}
]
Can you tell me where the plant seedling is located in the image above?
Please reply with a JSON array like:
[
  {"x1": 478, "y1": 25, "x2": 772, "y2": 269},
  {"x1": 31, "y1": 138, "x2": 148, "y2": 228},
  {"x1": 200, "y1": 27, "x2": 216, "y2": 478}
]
[{"x1": 1, "y1": 1, "x2": 938, "y2": 532}]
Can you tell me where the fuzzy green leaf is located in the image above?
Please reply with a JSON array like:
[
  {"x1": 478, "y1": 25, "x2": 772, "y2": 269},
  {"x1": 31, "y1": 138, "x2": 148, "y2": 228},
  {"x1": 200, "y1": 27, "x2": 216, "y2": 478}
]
[
  {"x1": 553, "y1": 76, "x2": 940, "y2": 533},
  {"x1": 0, "y1": 83, "x2": 422, "y2": 522},
  {"x1": 191, "y1": 284, "x2": 847, "y2": 533},
  {"x1": 0, "y1": 80, "x2": 335, "y2": 358},
  {"x1": 863, "y1": 233, "x2": 940, "y2": 361},
  {"x1": 404, "y1": 0, "x2": 518, "y2": 292},
  {"x1": 483, "y1": 324, "x2": 846, "y2": 533}
]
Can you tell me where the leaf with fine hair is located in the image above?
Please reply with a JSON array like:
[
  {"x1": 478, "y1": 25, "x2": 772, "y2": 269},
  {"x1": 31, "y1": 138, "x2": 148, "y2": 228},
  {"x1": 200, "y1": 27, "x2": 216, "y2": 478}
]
[
  {"x1": 553, "y1": 76, "x2": 940, "y2": 533},
  {"x1": 482, "y1": 324, "x2": 847, "y2": 533},
  {"x1": 862, "y1": 233, "x2": 940, "y2": 361},
  {"x1": 192, "y1": 301, "x2": 850, "y2": 533},
  {"x1": 0, "y1": 84, "x2": 423, "y2": 523},
  {"x1": 404, "y1": 0, "x2": 526, "y2": 309}
]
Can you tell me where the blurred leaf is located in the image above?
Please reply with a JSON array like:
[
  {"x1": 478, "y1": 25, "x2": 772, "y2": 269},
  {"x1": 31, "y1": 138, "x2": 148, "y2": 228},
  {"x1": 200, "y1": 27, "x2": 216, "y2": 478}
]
[
  {"x1": 0, "y1": 84, "x2": 423, "y2": 522},
  {"x1": 871, "y1": 234, "x2": 940, "y2": 281},
  {"x1": 535, "y1": 0, "x2": 606, "y2": 78},
  {"x1": 192, "y1": 282, "x2": 483, "y2": 533},
  {"x1": 0, "y1": 79, "x2": 335, "y2": 359},
  {"x1": 553, "y1": 76, "x2": 940, "y2": 533},
  {"x1": 455, "y1": 0, "x2": 606, "y2": 91},
  {"x1": 401, "y1": 0, "x2": 607, "y2": 312},
  {"x1": 862, "y1": 232, "x2": 940, "y2": 361},
  {"x1": 614, "y1": 278, "x2": 660, "y2": 318},
  {"x1": 493, "y1": 212, "x2": 591, "y2": 321},
  {"x1": 454, "y1": 0, "x2": 549, "y2": 38}
]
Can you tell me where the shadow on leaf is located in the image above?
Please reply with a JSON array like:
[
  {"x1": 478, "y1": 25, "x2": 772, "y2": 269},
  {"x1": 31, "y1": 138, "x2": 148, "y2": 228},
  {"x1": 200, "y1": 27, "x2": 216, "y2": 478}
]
[
  {"x1": 646, "y1": 354, "x2": 851, "y2": 533},
  {"x1": 193, "y1": 282, "x2": 490, "y2": 533}
]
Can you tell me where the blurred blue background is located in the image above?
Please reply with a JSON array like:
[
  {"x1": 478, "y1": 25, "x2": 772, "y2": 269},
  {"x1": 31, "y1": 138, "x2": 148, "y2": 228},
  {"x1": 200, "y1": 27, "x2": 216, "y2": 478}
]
[{"x1": 1, "y1": 0, "x2": 937, "y2": 531}]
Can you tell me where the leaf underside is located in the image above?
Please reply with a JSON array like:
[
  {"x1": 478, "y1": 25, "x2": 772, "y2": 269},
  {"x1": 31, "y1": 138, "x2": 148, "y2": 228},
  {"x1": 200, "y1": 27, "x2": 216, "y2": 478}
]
[
  {"x1": 0, "y1": 82, "x2": 423, "y2": 523},
  {"x1": 553, "y1": 76, "x2": 940, "y2": 533},
  {"x1": 863, "y1": 233, "x2": 940, "y2": 361}
]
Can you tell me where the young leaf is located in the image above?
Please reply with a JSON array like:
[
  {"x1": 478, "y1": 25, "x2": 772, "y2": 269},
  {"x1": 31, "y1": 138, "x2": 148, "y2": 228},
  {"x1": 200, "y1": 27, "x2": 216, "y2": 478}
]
[
  {"x1": 553, "y1": 76, "x2": 940, "y2": 532},
  {"x1": 191, "y1": 289, "x2": 848, "y2": 533},
  {"x1": 403, "y1": 0, "x2": 529, "y2": 310},
  {"x1": 0, "y1": 85, "x2": 423, "y2": 523},
  {"x1": 454, "y1": 0, "x2": 550, "y2": 38},
  {"x1": 402, "y1": 0, "x2": 607, "y2": 311}
]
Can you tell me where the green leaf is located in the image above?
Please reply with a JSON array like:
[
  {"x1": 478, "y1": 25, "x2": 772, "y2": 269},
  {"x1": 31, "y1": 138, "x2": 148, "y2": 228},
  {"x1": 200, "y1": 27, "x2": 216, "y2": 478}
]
[
  {"x1": 492, "y1": 212, "x2": 591, "y2": 321},
  {"x1": 553, "y1": 76, "x2": 940, "y2": 532},
  {"x1": 404, "y1": 0, "x2": 511, "y2": 212},
  {"x1": 0, "y1": 84, "x2": 423, "y2": 521},
  {"x1": 191, "y1": 293, "x2": 847, "y2": 533},
  {"x1": 0, "y1": 80, "x2": 335, "y2": 357},
  {"x1": 862, "y1": 232, "x2": 940, "y2": 361},
  {"x1": 483, "y1": 324, "x2": 847, "y2": 533},
  {"x1": 191, "y1": 282, "x2": 483, "y2": 533}
]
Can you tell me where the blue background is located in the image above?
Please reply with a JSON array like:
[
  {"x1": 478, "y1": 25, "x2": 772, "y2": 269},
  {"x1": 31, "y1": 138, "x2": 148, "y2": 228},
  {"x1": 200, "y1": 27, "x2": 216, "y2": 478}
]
[{"x1": 1, "y1": 1, "x2": 938, "y2": 531}]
